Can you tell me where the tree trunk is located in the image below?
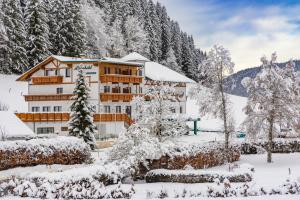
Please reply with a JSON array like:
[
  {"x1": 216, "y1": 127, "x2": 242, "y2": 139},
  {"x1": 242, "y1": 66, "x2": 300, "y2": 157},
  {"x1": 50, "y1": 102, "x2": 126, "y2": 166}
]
[{"x1": 267, "y1": 116, "x2": 274, "y2": 163}]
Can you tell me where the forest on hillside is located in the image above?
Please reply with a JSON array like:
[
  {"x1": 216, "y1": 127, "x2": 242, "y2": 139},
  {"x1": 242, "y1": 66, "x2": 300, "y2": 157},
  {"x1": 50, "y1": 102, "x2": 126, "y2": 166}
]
[{"x1": 0, "y1": 0, "x2": 206, "y2": 81}]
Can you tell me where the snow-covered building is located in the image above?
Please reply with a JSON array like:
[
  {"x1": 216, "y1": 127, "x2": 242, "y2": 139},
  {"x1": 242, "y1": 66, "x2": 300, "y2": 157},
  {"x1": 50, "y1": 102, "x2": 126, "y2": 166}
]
[
  {"x1": 0, "y1": 111, "x2": 34, "y2": 140},
  {"x1": 16, "y1": 53, "x2": 195, "y2": 140}
]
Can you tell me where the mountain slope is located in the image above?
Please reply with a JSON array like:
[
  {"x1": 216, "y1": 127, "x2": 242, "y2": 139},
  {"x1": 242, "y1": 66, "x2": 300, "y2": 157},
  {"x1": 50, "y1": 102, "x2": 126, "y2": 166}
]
[{"x1": 225, "y1": 60, "x2": 300, "y2": 97}]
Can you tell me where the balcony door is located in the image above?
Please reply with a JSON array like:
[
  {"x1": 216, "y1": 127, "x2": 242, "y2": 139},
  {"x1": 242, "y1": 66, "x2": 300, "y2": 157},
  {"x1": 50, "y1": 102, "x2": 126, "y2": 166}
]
[{"x1": 126, "y1": 106, "x2": 131, "y2": 117}]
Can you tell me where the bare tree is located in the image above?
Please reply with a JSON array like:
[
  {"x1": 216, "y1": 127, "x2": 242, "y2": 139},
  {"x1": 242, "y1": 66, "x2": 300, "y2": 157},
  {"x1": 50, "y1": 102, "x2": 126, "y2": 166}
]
[
  {"x1": 190, "y1": 45, "x2": 235, "y2": 154},
  {"x1": 242, "y1": 53, "x2": 300, "y2": 163}
]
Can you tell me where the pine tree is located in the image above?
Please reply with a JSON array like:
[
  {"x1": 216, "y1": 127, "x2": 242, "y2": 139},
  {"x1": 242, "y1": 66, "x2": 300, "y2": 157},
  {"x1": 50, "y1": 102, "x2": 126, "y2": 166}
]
[
  {"x1": 242, "y1": 53, "x2": 300, "y2": 163},
  {"x1": 25, "y1": 0, "x2": 50, "y2": 67},
  {"x1": 48, "y1": 0, "x2": 68, "y2": 55},
  {"x1": 160, "y1": 6, "x2": 171, "y2": 63},
  {"x1": 68, "y1": 68, "x2": 97, "y2": 150},
  {"x1": 64, "y1": 0, "x2": 86, "y2": 57},
  {"x1": 170, "y1": 21, "x2": 182, "y2": 69},
  {"x1": 181, "y1": 32, "x2": 194, "y2": 78},
  {"x1": 2, "y1": 0, "x2": 28, "y2": 74}
]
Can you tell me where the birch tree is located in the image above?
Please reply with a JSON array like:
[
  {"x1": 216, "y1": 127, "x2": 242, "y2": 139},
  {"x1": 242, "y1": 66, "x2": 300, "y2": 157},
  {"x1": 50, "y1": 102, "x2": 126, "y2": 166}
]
[
  {"x1": 190, "y1": 45, "x2": 235, "y2": 153},
  {"x1": 242, "y1": 53, "x2": 300, "y2": 163}
]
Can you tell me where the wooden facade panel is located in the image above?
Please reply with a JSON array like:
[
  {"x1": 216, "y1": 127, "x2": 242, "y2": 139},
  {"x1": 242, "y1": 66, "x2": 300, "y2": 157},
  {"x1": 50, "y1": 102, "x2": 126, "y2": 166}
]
[
  {"x1": 100, "y1": 75, "x2": 143, "y2": 84},
  {"x1": 32, "y1": 76, "x2": 63, "y2": 85},
  {"x1": 99, "y1": 63, "x2": 140, "y2": 76},
  {"x1": 24, "y1": 94, "x2": 73, "y2": 101},
  {"x1": 15, "y1": 113, "x2": 133, "y2": 125},
  {"x1": 100, "y1": 93, "x2": 143, "y2": 102}
]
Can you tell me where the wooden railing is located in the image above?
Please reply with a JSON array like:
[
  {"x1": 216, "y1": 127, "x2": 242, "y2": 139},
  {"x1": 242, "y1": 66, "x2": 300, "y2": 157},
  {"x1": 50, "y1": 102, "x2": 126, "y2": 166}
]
[
  {"x1": 100, "y1": 75, "x2": 143, "y2": 84},
  {"x1": 15, "y1": 113, "x2": 133, "y2": 125},
  {"x1": 24, "y1": 94, "x2": 73, "y2": 101},
  {"x1": 100, "y1": 93, "x2": 143, "y2": 102},
  {"x1": 32, "y1": 76, "x2": 63, "y2": 84}
]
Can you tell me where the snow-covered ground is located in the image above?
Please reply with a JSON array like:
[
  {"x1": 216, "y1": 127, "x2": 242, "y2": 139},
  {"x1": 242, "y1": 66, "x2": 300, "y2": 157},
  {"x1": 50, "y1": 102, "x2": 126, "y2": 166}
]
[{"x1": 0, "y1": 74, "x2": 27, "y2": 112}]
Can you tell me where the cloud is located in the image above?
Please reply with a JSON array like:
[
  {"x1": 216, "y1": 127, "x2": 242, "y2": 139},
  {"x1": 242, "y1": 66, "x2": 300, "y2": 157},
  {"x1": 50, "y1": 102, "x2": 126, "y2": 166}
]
[{"x1": 157, "y1": 0, "x2": 300, "y2": 71}]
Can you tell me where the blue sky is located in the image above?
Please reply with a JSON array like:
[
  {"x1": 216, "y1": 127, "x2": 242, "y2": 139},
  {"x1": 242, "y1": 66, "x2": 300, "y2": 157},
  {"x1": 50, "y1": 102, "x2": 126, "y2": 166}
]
[{"x1": 157, "y1": 0, "x2": 300, "y2": 71}]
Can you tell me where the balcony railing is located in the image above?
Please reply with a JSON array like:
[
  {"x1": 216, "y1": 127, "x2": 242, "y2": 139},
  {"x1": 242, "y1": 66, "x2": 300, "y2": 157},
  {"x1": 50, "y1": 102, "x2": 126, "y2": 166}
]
[
  {"x1": 15, "y1": 113, "x2": 133, "y2": 125},
  {"x1": 24, "y1": 94, "x2": 73, "y2": 101},
  {"x1": 100, "y1": 93, "x2": 143, "y2": 102},
  {"x1": 32, "y1": 76, "x2": 63, "y2": 84},
  {"x1": 100, "y1": 74, "x2": 143, "y2": 84}
]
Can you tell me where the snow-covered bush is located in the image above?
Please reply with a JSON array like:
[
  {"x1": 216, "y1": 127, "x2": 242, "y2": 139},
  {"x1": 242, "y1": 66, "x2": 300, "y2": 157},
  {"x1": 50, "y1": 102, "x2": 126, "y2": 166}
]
[
  {"x1": 0, "y1": 165, "x2": 132, "y2": 199},
  {"x1": 241, "y1": 139, "x2": 300, "y2": 154},
  {"x1": 0, "y1": 136, "x2": 92, "y2": 170},
  {"x1": 145, "y1": 169, "x2": 252, "y2": 183}
]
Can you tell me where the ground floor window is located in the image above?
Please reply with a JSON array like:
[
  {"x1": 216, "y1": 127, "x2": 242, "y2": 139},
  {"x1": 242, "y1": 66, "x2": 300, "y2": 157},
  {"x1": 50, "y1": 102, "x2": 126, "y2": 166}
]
[
  {"x1": 31, "y1": 107, "x2": 40, "y2": 112},
  {"x1": 37, "y1": 127, "x2": 54, "y2": 134}
]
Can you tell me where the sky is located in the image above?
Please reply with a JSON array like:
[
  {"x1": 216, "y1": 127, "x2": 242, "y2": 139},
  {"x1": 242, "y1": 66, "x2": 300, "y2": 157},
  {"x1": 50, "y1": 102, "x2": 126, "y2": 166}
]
[{"x1": 157, "y1": 0, "x2": 300, "y2": 71}]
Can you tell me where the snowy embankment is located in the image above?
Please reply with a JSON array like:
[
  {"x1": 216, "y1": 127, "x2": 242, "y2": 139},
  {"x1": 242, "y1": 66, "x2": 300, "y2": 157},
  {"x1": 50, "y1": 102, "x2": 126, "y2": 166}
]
[
  {"x1": 0, "y1": 74, "x2": 27, "y2": 112},
  {"x1": 186, "y1": 83, "x2": 247, "y2": 132}
]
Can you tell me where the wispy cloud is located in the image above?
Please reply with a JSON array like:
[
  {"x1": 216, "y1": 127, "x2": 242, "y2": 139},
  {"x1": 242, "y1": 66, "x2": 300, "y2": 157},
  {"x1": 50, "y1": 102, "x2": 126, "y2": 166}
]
[{"x1": 157, "y1": 0, "x2": 300, "y2": 71}]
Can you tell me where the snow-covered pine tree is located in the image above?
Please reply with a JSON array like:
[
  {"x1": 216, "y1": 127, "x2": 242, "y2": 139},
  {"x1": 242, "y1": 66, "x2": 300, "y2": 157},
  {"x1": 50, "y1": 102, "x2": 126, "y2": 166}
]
[
  {"x1": 190, "y1": 45, "x2": 235, "y2": 154},
  {"x1": 2, "y1": 0, "x2": 28, "y2": 74},
  {"x1": 48, "y1": 0, "x2": 68, "y2": 55},
  {"x1": 68, "y1": 68, "x2": 97, "y2": 150},
  {"x1": 181, "y1": 32, "x2": 194, "y2": 79},
  {"x1": 64, "y1": 0, "x2": 86, "y2": 57},
  {"x1": 0, "y1": 2, "x2": 10, "y2": 74},
  {"x1": 106, "y1": 19, "x2": 126, "y2": 57},
  {"x1": 160, "y1": 6, "x2": 172, "y2": 63},
  {"x1": 25, "y1": 0, "x2": 50, "y2": 67},
  {"x1": 242, "y1": 53, "x2": 300, "y2": 163},
  {"x1": 123, "y1": 15, "x2": 149, "y2": 56},
  {"x1": 170, "y1": 21, "x2": 182, "y2": 71}
]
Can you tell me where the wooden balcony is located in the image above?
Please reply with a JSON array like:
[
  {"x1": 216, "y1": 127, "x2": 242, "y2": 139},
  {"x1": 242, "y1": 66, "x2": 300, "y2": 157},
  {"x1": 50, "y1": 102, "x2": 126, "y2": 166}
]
[
  {"x1": 100, "y1": 75, "x2": 143, "y2": 84},
  {"x1": 15, "y1": 113, "x2": 133, "y2": 125},
  {"x1": 24, "y1": 94, "x2": 73, "y2": 101},
  {"x1": 100, "y1": 93, "x2": 143, "y2": 102},
  {"x1": 32, "y1": 76, "x2": 63, "y2": 85}
]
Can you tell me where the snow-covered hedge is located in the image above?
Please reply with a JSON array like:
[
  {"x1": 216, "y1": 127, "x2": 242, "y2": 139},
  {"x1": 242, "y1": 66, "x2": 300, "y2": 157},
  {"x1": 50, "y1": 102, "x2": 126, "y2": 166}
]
[
  {"x1": 241, "y1": 139, "x2": 300, "y2": 154},
  {"x1": 0, "y1": 164, "x2": 129, "y2": 199},
  {"x1": 145, "y1": 169, "x2": 252, "y2": 183},
  {"x1": 146, "y1": 179, "x2": 300, "y2": 199},
  {"x1": 0, "y1": 136, "x2": 92, "y2": 170},
  {"x1": 138, "y1": 142, "x2": 240, "y2": 177}
]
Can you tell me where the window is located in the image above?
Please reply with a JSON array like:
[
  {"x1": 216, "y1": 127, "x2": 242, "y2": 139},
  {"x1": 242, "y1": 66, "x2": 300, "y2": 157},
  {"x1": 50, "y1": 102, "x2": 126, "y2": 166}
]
[
  {"x1": 104, "y1": 67, "x2": 110, "y2": 74},
  {"x1": 139, "y1": 70, "x2": 143, "y2": 76},
  {"x1": 126, "y1": 106, "x2": 131, "y2": 116},
  {"x1": 55, "y1": 69, "x2": 59, "y2": 76},
  {"x1": 42, "y1": 106, "x2": 51, "y2": 112},
  {"x1": 61, "y1": 127, "x2": 68, "y2": 132},
  {"x1": 56, "y1": 88, "x2": 63, "y2": 94},
  {"x1": 45, "y1": 70, "x2": 49, "y2": 76},
  {"x1": 116, "y1": 106, "x2": 121, "y2": 113},
  {"x1": 115, "y1": 68, "x2": 121, "y2": 74},
  {"x1": 139, "y1": 87, "x2": 143, "y2": 94},
  {"x1": 54, "y1": 106, "x2": 62, "y2": 112},
  {"x1": 31, "y1": 107, "x2": 40, "y2": 112},
  {"x1": 37, "y1": 127, "x2": 54, "y2": 134},
  {"x1": 180, "y1": 106, "x2": 183, "y2": 114},
  {"x1": 171, "y1": 107, "x2": 176, "y2": 113},
  {"x1": 104, "y1": 106, "x2": 110, "y2": 113},
  {"x1": 65, "y1": 68, "x2": 71, "y2": 77},
  {"x1": 104, "y1": 86, "x2": 110, "y2": 93}
]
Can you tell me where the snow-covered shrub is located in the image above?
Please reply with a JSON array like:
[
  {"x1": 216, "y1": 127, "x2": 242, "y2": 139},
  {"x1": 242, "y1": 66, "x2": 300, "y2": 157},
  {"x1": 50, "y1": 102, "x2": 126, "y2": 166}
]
[
  {"x1": 0, "y1": 164, "x2": 129, "y2": 199},
  {"x1": 241, "y1": 139, "x2": 300, "y2": 154},
  {"x1": 0, "y1": 136, "x2": 92, "y2": 170},
  {"x1": 145, "y1": 169, "x2": 252, "y2": 183},
  {"x1": 138, "y1": 142, "x2": 241, "y2": 177}
]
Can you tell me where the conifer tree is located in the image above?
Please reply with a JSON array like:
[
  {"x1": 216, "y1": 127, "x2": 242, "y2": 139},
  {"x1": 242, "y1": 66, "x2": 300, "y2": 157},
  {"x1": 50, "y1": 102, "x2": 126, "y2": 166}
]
[
  {"x1": 2, "y1": 0, "x2": 28, "y2": 73},
  {"x1": 160, "y1": 6, "x2": 172, "y2": 63},
  {"x1": 64, "y1": 0, "x2": 86, "y2": 57},
  {"x1": 68, "y1": 68, "x2": 97, "y2": 150},
  {"x1": 25, "y1": 0, "x2": 50, "y2": 67}
]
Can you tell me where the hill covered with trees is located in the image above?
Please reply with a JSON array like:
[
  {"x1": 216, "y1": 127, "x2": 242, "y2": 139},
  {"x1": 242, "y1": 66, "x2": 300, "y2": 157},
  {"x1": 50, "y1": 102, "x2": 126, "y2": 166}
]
[{"x1": 0, "y1": 0, "x2": 206, "y2": 81}]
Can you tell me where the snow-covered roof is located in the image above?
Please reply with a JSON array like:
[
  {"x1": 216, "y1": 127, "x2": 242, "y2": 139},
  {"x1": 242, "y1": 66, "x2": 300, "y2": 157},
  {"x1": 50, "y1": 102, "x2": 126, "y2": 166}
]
[
  {"x1": 0, "y1": 111, "x2": 34, "y2": 139},
  {"x1": 101, "y1": 57, "x2": 143, "y2": 66},
  {"x1": 144, "y1": 62, "x2": 196, "y2": 83},
  {"x1": 122, "y1": 52, "x2": 150, "y2": 62},
  {"x1": 53, "y1": 55, "x2": 99, "y2": 62}
]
